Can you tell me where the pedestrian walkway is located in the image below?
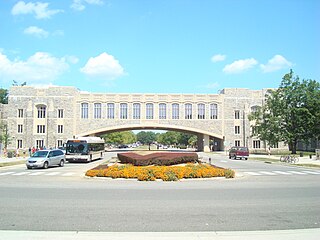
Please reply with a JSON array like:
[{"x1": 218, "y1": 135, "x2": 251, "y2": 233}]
[
  {"x1": 243, "y1": 170, "x2": 320, "y2": 176},
  {"x1": 0, "y1": 171, "x2": 77, "y2": 177}
]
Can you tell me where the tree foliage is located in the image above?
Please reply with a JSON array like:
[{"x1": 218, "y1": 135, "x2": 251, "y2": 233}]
[
  {"x1": 249, "y1": 70, "x2": 320, "y2": 153},
  {"x1": 136, "y1": 131, "x2": 156, "y2": 144},
  {"x1": 102, "y1": 131, "x2": 136, "y2": 145},
  {"x1": 0, "y1": 88, "x2": 8, "y2": 104}
]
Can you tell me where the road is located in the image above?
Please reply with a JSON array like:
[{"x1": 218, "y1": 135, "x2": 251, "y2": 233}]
[{"x1": 0, "y1": 151, "x2": 319, "y2": 232}]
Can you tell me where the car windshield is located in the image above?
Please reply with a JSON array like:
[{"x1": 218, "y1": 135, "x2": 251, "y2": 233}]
[{"x1": 32, "y1": 151, "x2": 49, "y2": 157}]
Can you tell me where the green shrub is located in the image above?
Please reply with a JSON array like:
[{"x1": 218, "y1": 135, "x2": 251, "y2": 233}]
[{"x1": 224, "y1": 169, "x2": 235, "y2": 178}]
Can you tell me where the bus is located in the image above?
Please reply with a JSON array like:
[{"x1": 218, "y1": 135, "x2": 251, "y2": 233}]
[{"x1": 65, "y1": 137, "x2": 105, "y2": 162}]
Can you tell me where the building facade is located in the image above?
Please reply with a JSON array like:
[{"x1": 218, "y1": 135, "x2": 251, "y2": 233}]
[{"x1": 1, "y1": 86, "x2": 280, "y2": 152}]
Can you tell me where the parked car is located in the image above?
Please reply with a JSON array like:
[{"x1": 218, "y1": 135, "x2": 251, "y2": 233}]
[
  {"x1": 26, "y1": 149, "x2": 66, "y2": 169},
  {"x1": 229, "y1": 146, "x2": 249, "y2": 160}
]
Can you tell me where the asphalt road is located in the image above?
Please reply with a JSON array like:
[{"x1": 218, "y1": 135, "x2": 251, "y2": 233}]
[{"x1": 0, "y1": 151, "x2": 319, "y2": 232}]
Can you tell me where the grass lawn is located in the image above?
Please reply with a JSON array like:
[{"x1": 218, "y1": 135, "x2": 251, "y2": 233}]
[{"x1": 0, "y1": 160, "x2": 25, "y2": 167}]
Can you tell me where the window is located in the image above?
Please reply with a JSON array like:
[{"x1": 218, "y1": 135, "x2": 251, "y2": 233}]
[
  {"x1": 37, "y1": 106, "x2": 46, "y2": 118},
  {"x1": 18, "y1": 109, "x2": 24, "y2": 118},
  {"x1": 235, "y1": 126, "x2": 240, "y2": 134},
  {"x1": 251, "y1": 105, "x2": 259, "y2": 113},
  {"x1": 57, "y1": 140, "x2": 63, "y2": 147},
  {"x1": 81, "y1": 103, "x2": 89, "y2": 119},
  {"x1": 94, "y1": 103, "x2": 102, "y2": 119},
  {"x1": 133, "y1": 103, "x2": 141, "y2": 119},
  {"x1": 36, "y1": 140, "x2": 44, "y2": 149},
  {"x1": 159, "y1": 103, "x2": 166, "y2": 119},
  {"x1": 58, "y1": 109, "x2": 64, "y2": 118},
  {"x1": 172, "y1": 104, "x2": 179, "y2": 119},
  {"x1": 120, "y1": 103, "x2": 128, "y2": 119},
  {"x1": 58, "y1": 125, "x2": 63, "y2": 134},
  {"x1": 146, "y1": 103, "x2": 153, "y2": 119},
  {"x1": 37, "y1": 125, "x2": 46, "y2": 134},
  {"x1": 210, "y1": 104, "x2": 218, "y2": 119},
  {"x1": 17, "y1": 124, "x2": 23, "y2": 133},
  {"x1": 185, "y1": 104, "x2": 192, "y2": 119},
  {"x1": 253, "y1": 140, "x2": 261, "y2": 148},
  {"x1": 107, "y1": 103, "x2": 114, "y2": 119},
  {"x1": 235, "y1": 110, "x2": 240, "y2": 119},
  {"x1": 235, "y1": 140, "x2": 240, "y2": 147},
  {"x1": 198, "y1": 104, "x2": 205, "y2": 119},
  {"x1": 17, "y1": 139, "x2": 23, "y2": 149}
]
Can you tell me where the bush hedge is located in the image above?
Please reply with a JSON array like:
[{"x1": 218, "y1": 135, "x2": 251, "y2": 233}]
[
  {"x1": 117, "y1": 152, "x2": 198, "y2": 166},
  {"x1": 86, "y1": 163, "x2": 235, "y2": 181}
]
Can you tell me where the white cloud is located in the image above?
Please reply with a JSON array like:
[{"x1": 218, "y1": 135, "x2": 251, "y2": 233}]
[
  {"x1": 260, "y1": 55, "x2": 293, "y2": 73},
  {"x1": 24, "y1": 26, "x2": 49, "y2": 38},
  {"x1": 211, "y1": 54, "x2": 226, "y2": 63},
  {"x1": 223, "y1": 58, "x2": 258, "y2": 74},
  {"x1": 0, "y1": 52, "x2": 69, "y2": 85},
  {"x1": 71, "y1": 0, "x2": 104, "y2": 11},
  {"x1": 80, "y1": 52, "x2": 125, "y2": 80},
  {"x1": 11, "y1": 1, "x2": 63, "y2": 19}
]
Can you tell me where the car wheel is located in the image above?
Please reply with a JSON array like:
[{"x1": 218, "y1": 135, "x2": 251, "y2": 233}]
[
  {"x1": 27, "y1": 166, "x2": 32, "y2": 169},
  {"x1": 245, "y1": 158, "x2": 248, "y2": 160},
  {"x1": 229, "y1": 155, "x2": 231, "y2": 159},
  {"x1": 43, "y1": 161, "x2": 49, "y2": 169},
  {"x1": 59, "y1": 160, "x2": 64, "y2": 167}
]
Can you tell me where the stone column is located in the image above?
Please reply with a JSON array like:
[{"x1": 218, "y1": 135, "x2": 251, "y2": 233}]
[
  {"x1": 197, "y1": 134, "x2": 210, "y2": 152},
  {"x1": 203, "y1": 134, "x2": 210, "y2": 152}
]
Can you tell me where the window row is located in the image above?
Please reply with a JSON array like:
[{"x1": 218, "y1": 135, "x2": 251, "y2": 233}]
[
  {"x1": 16, "y1": 139, "x2": 64, "y2": 149},
  {"x1": 17, "y1": 108, "x2": 64, "y2": 119},
  {"x1": 17, "y1": 124, "x2": 64, "y2": 134},
  {"x1": 81, "y1": 103, "x2": 218, "y2": 120}
]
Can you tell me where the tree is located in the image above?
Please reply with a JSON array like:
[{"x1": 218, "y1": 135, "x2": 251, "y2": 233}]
[
  {"x1": 102, "y1": 131, "x2": 136, "y2": 145},
  {"x1": 249, "y1": 70, "x2": 320, "y2": 153},
  {"x1": 0, "y1": 122, "x2": 10, "y2": 148},
  {"x1": 136, "y1": 131, "x2": 156, "y2": 144},
  {"x1": 0, "y1": 88, "x2": 8, "y2": 104}
]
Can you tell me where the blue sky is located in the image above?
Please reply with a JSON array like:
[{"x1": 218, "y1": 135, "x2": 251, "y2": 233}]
[{"x1": 0, "y1": 0, "x2": 319, "y2": 94}]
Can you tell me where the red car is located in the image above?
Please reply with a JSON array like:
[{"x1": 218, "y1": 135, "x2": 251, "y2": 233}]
[{"x1": 229, "y1": 146, "x2": 249, "y2": 160}]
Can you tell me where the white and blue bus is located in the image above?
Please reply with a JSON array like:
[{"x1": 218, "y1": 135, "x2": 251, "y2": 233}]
[{"x1": 65, "y1": 137, "x2": 105, "y2": 162}]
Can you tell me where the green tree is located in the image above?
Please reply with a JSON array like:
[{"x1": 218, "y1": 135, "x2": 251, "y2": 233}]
[
  {"x1": 102, "y1": 131, "x2": 136, "y2": 145},
  {"x1": 249, "y1": 70, "x2": 320, "y2": 153},
  {"x1": 136, "y1": 131, "x2": 156, "y2": 144},
  {"x1": 0, "y1": 88, "x2": 8, "y2": 104},
  {"x1": 0, "y1": 122, "x2": 10, "y2": 148}
]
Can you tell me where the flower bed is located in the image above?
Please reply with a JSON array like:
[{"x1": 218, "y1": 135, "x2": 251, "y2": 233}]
[
  {"x1": 85, "y1": 163, "x2": 235, "y2": 181},
  {"x1": 117, "y1": 152, "x2": 198, "y2": 166}
]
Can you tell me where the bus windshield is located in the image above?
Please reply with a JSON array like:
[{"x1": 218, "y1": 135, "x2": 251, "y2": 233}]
[{"x1": 66, "y1": 141, "x2": 88, "y2": 154}]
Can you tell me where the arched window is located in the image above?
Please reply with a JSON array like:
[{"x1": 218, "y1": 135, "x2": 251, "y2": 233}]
[
  {"x1": 210, "y1": 103, "x2": 218, "y2": 119},
  {"x1": 146, "y1": 103, "x2": 153, "y2": 119},
  {"x1": 198, "y1": 104, "x2": 205, "y2": 119},
  {"x1": 81, "y1": 103, "x2": 88, "y2": 119},
  {"x1": 172, "y1": 103, "x2": 179, "y2": 119},
  {"x1": 133, "y1": 103, "x2": 141, "y2": 119},
  {"x1": 159, "y1": 103, "x2": 166, "y2": 119},
  {"x1": 251, "y1": 105, "x2": 259, "y2": 113},
  {"x1": 94, "y1": 103, "x2": 102, "y2": 119},
  {"x1": 120, "y1": 103, "x2": 128, "y2": 119},
  {"x1": 37, "y1": 105, "x2": 46, "y2": 118},
  {"x1": 107, "y1": 103, "x2": 114, "y2": 119},
  {"x1": 185, "y1": 104, "x2": 192, "y2": 119}
]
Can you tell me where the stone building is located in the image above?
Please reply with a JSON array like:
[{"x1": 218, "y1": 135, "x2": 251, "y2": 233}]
[{"x1": 0, "y1": 86, "x2": 281, "y2": 152}]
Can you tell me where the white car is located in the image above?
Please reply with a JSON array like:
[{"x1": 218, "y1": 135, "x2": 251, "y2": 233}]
[{"x1": 26, "y1": 149, "x2": 66, "y2": 169}]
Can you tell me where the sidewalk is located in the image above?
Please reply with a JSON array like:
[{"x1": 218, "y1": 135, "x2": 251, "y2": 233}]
[{"x1": 0, "y1": 229, "x2": 319, "y2": 240}]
